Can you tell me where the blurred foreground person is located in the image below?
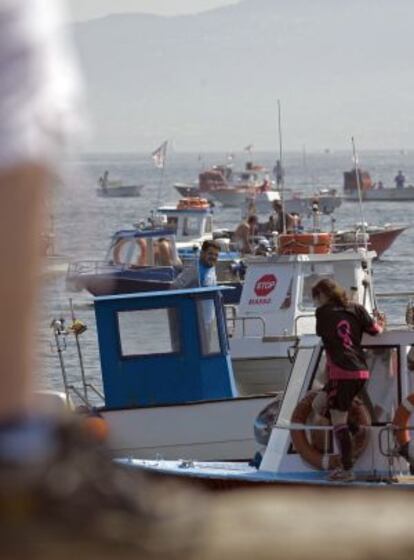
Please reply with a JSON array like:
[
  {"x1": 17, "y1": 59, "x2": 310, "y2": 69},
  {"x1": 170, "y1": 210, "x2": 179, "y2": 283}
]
[{"x1": 0, "y1": 2, "x2": 203, "y2": 558}]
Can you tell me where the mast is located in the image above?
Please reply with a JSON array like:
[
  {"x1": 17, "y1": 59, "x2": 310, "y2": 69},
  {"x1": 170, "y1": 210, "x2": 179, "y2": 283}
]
[
  {"x1": 351, "y1": 137, "x2": 377, "y2": 312},
  {"x1": 277, "y1": 99, "x2": 286, "y2": 234}
]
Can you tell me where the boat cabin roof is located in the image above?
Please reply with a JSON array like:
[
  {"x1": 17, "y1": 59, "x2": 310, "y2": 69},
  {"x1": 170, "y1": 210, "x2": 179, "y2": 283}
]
[
  {"x1": 157, "y1": 206, "x2": 212, "y2": 215},
  {"x1": 112, "y1": 228, "x2": 174, "y2": 240},
  {"x1": 94, "y1": 285, "x2": 231, "y2": 302}
]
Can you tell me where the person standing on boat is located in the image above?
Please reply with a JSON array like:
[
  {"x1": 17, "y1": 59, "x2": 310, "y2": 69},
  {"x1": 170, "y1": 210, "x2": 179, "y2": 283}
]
[
  {"x1": 394, "y1": 170, "x2": 406, "y2": 189},
  {"x1": 234, "y1": 215, "x2": 258, "y2": 254},
  {"x1": 311, "y1": 279, "x2": 384, "y2": 482},
  {"x1": 270, "y1": 200, "x2": 296, "y2": 234},
  {"x1": 171, "y1": 239, "x2": 219, "y2": 288},
  {"x1": 198, "y1": 240, "x2": 220, "y2": 286}
]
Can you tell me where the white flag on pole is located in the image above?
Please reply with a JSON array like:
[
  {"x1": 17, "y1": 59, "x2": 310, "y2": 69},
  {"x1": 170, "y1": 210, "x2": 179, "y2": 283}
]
[{"x1": 152, "y1": 140, "x2": 168, "y2": 168}]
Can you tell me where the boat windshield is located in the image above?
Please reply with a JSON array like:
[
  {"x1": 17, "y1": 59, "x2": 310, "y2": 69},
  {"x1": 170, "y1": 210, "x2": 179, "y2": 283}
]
[
  {"x1": 183, "y1": 216, "x2": 201, "y2": 237},
  {"x1": 166, "y1": 216, "x2": 178, "y2": 233},
  {"x1": 299, "y1": 263, "x2": 335, "y2": 309}
]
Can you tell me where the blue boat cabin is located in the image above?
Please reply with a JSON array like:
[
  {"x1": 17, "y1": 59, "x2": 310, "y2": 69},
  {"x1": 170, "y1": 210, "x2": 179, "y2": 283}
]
[{"x1": 94, "y1": 287, "x2": 236, "y2": 408}]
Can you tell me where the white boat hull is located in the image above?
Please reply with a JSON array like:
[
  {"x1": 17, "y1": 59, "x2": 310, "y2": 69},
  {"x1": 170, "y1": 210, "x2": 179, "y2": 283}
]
[
  {"x1": 101, "y1": 395, "x2": 274, "y2": 461},
  {"x1": 210, "y1": 189, "x2": 251, "y2": 207},
  {"x1": 96, "y1": 184, "x2": 144, "y2": 197},
  {"x1": 344, "y1": 186, "x2": 414, "y2": 201}
]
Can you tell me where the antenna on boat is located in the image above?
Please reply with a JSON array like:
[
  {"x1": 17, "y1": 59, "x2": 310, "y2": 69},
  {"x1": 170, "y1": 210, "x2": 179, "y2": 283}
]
[
  {"x1": 277, "y1": 99, "x2": 286, "y2": 234},
  {"x1": 351, "y1": 137, "x2": 377, "y2": 312},
  {"x1": 152, "y1": 139, "x2": 168, "y2": 208}
]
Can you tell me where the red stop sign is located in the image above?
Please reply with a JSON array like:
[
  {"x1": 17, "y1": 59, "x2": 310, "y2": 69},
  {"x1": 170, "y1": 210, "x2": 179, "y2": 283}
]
[{"x1": 254, "y1": 274, "x2": 277, "y2": 297}]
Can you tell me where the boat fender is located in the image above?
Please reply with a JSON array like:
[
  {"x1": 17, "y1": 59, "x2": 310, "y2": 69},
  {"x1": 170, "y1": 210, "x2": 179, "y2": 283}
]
[
  {"x1": 290, "y1": 391, "x2": 371, "y2": 470},
  {"x1": 393, "y1": 394, "x2": 414, "y2": 463},
  {"x1": 80, "y1": 411, "x2": 109, "y2": 443}
]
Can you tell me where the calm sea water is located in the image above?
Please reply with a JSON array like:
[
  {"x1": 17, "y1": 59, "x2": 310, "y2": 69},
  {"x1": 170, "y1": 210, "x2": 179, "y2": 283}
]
[{"x1": 39, "y1": 150, "x2": 414, "y2": 402}]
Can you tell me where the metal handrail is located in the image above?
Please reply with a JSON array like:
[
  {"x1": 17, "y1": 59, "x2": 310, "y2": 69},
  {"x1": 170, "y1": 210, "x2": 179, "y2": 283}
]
[
  {"x1": 294, "y1": 313, "x2": 314, "y2": 335},
  {"x1": 225, "y1": 312, "x2": 267, "y2": 337}
]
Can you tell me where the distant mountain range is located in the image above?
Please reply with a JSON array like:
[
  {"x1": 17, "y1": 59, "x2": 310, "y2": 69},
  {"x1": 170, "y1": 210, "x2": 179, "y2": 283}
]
[{"x1": 72, "y1": 0, "x2": 414, "y2": 152}]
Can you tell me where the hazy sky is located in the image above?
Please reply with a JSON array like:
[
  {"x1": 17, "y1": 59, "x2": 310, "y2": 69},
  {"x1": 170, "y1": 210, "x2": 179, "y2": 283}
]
[{"x1": 67, "y1": 0, "x2": 239, "y2": 21}]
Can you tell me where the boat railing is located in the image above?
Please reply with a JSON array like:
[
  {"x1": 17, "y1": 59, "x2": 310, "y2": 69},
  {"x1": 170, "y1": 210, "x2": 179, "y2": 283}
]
[
  {"x1": 375, "y1": 291, "x2": 414, "y2": 329},
  {"x1": 294, "y1": 314, "x2": 315, "y2": 335},
  {"x1": 67, "y1": 259, "x2": 123, "y2": 276},
  {"x1": 50, "y1": 310, "x2": 105, "y2": 411},
  {"x1": 225, "y1": 305, "x2": 266, "y2": 337},
  {"x1": 278, "y1": 420, "x2": 411, "y2": 479}
]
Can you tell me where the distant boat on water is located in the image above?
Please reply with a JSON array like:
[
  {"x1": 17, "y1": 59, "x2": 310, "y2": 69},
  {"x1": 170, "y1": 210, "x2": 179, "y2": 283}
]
[
  {"x1": 343, "y1": 168, "x2": 414, "y2": 201},
  {"x1": 97, "y1": 170, "x2": 144, "y2": 198}
]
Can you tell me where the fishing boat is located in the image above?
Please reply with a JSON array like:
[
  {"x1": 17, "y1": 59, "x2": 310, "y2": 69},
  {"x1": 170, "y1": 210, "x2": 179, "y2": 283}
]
[
  {"x1": 65, "y1": 228, "x2": 182, "y2": 295},
  {"x1": 227, "y1": 242, "x2": 377, "y2": 396},
  {"x1": 66, "y1": 198, "x2": 242, "y2": 298},
  {"x1": 248, "y1": 188, "x2": 342, "y2": 216},
  {"x1": 174, "y1": 164, "x2": 234, "y2": 198},
  {"x1": 174, "y1": 162, "x2": 268, "y2": 203},
  {"x1": 334, "y1": 224, "x2": 407, "y2": 257},
  {"x1": 121, "y1": 323, "x2": 414, "y2": 489},
  {"x1": 53, "y1": 286, "x2": 276, "y2": 461},
  {"x1": 343, "y1": 168, "x2": 414, "y2": 202},
  {"x1": 96, "y1": 170, "x2": 144, "y2": 198}
]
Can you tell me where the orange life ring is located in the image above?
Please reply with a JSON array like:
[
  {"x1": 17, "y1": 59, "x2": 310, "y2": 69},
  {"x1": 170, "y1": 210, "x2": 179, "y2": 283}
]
[
  {"x1": 290, "y1": 391, "x2": 371, "y2": 470},
  {"x1": 113, "y1": 237, "x2": 147, "y2": 266},
  {"x1": 279, "y1": 233, "x2": 332, "y2": 255},
  {"x1": 393, "y1": 393, "x2": 414, "y2": 457},
  {"x1": 177, "y1": 197, "x2": 210, "y2": 210}
]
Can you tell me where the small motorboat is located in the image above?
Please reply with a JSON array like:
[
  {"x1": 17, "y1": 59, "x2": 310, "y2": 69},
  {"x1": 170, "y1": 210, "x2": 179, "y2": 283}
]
[
  {"x1": 97, "y1": 170, "x2": 144, "y2": 198},
  {"x1": 334, "y1": 223, "x2": 407, "y2": 257},
  {"x1": 52, "y1": 286, "x2": 276, "y2": 461},
  {"x1": 121, "y1": 322, "x2": 414, "y2": 490},
  {"x1": 343, "y1": 168, "x2": 414, "y2": 202},
  {"x1": 245, "y1": 188, "x2": 342, "y2": 216},
  {"x1": 175, "y1": 161, "x2": 272, "y2": 207},
  {"x1": 66, "y1": 228, "x2": 182, "y2": 295},
  {"x1": 66, "y1": 201, "x2": 242, "y2": 301}
]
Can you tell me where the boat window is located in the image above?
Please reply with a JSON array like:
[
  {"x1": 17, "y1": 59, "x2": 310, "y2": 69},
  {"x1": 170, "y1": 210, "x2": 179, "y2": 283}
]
[
  {"x1": 196, "y1": 299, "x2": 221, "y2": 355},
  {"x1": 166, "y1": 216, "x2": 178, "y2": 233},
  {"x1": 309, "y1": 346, "x2": 400, "y2": 424},
  {"x1": 117, "y1": 307, "x2": 180, "y2": 357},
  {"x1": 183, "y1": 216, "x2": 200, "y2": 237},
  {"x1": 299, "y1": 263, "x2": 335, "y2": 309},
  {"x1": 205, "y1": 216, "x2": 212, "y2": 234},
  {"x1": 364, "y1": 347, "x2": 400, "y2": 423}
]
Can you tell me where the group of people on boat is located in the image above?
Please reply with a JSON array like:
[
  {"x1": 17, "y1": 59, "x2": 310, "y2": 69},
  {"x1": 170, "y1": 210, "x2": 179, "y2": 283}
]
[{"x1": 233, "y1": 199, "x2": 301, "y2": 255}]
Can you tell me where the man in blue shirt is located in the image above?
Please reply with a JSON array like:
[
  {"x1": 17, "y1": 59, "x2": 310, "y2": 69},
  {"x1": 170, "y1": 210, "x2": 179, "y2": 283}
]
[{"x1": 198, "y1": 240, "x2": 220, "y2": 286}]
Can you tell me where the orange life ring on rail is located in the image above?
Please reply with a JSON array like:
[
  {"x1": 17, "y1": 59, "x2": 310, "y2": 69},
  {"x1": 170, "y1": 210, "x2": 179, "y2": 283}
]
[
  {"x1": 113, "y1": 237, "x2": 147, "y2": 266},
  {"x1": 279, "y1": 232, "x2": 332, "y2": 255},
  {"x1": 393, "y1": 393, "x2": 414, "y2": 459},
  {"x1": 177, "y1": 197, "x2": 210, "y2": 210},
  {"x1": 290, "y1": 391, "x2": 371, "y2": 470}
]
